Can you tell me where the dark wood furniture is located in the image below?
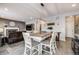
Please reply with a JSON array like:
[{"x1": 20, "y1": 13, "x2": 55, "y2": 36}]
[
  {"x1": 7, "y1": 31, "x2": 24, "y2": 44},
  {"x1": 0, "y1": 36, "x2": 5, "y2": 46},
  {"x1": 0, "y1": 37, "x2": 3, "y2": 46},
  {"x1": 56, "y1": 32, "x2": 61, "y2": 41},
  {"x1": 72, "y1": 37, "x2": 79, "y2": 55}
]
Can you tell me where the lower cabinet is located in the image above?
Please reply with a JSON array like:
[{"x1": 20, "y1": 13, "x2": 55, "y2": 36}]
[{"x1": 72, "y1": 39, "x2": 79, "y2": 55}]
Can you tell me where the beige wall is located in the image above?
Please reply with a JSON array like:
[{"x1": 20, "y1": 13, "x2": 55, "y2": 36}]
[{"x1": 74, "y1": 16, "x2": 79, "y2": 34}]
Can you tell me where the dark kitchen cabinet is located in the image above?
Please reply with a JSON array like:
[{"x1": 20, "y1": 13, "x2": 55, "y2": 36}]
[
  {"x1": 7, "y1": 31, "x2": 24, "y2": 44},
  {"x1": 72, "y1": 38, "x2": 79, "y2": 55}
]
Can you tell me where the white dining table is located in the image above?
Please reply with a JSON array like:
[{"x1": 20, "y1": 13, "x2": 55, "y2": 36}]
[{"x1": 30, "y1": 32, "x2": 51, "y2": 55}]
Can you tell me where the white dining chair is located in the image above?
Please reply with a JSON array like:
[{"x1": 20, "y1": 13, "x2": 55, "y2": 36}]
[
  {"x1": 41, "y1": 32, "x2": 57, "y2": 55},
  {"x1": 22, "y1": 32, "x2": 39, "y2": 55}
]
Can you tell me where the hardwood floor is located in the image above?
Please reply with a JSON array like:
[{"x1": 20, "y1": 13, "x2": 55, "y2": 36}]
[
  {"x1": 0, "y1": 38, "x2": 74, "y2": 55},
  {"x1": 56, "y1": 37, "x2": 74, "y2": 55}
]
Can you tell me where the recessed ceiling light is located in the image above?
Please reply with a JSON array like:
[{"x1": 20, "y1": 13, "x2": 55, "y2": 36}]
[
  {"x1": 30, "y1": 17, "x2": 33, "y2": 19},
  {"x1": 72, "y1": 4, "x2": 76, "y2": 7},
  {"x1": 4, "y1": 8, "x2": 8, "y2": 11}
]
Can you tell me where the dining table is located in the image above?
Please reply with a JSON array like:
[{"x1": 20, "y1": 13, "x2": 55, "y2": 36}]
[{"x1": 30, "y1": 31, "x2": 51, "y2": 55}]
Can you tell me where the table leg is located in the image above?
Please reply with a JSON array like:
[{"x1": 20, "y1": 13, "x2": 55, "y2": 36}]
[{"x1": 38, "y1": 43, "x2": 42, "y2": 55}]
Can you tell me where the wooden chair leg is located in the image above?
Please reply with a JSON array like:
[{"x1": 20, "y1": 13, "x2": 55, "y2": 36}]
[
  {"x1": 24, "y1": 47, "x2": 26, "y2": 55},
  {"x1": 38, "y1": 44, "x2": 42, "y2": 55},
  {"x1": 50, "y1": 49, "x2": 53, "y2": 55},
  {"x1": 30, "y1": 50, "x2": 32, "y2": 55},
  {"x1": 50, "y1": 46, "x2": 54, "y2": 55}
]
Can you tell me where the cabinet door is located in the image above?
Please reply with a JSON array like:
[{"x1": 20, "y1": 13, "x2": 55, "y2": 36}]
[
  {"x1": 74, "y1": 43, "x2": 79, "y2": 55},
  {"x1": 71, "y1": 39, "x2": 75, "y2": 51}
]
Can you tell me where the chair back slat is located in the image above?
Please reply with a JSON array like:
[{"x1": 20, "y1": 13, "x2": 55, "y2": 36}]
[
  {"x1": 50, "y1": 32, "x2": 57, "y2": 46},
  {"x1": 22, "y1": 32, "x2": 31, "y2": 45}
]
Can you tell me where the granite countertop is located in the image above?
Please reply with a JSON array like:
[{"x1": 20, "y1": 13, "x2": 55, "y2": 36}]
[{"x1": 74, "y1": 34, "x2": 79, "y2": 38}]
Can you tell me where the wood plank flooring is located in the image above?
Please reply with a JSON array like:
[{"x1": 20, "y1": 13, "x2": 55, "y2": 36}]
[{"x1": 0, "y1": 38, "x2": 74, "y2": 55}]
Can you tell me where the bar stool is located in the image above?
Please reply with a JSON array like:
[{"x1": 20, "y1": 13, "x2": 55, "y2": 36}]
[
  {"x1": 41, "y1": 32, "x2": 57, "y2": 55},
  {"x1": 22, "y1": 32, "x2": 39, "y2": 55}
]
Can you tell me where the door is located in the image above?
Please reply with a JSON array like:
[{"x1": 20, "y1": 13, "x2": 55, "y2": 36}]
[{"x1": 66, "y1": 16, "x2": 74, "y2": 38}]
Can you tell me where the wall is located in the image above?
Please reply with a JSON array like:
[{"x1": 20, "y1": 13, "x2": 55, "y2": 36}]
[
  {"x1": 58, "y1": 16, "x2": 65, "y2": 41},
  {"x1": 25, "y1": 17, "x2": 66, "y2": 41},
  {"x1": 25, "y1": 18, "x2": 47, "y2": 33},
  {"x1": 65, "y1": 16, "x2": 74, "y2": 38},
  {"x1": 24, "y1": 11, "x2": 79, "y2": 41},
  {"x1": 45, "y1": 16, "x2": 66, "y2": 41},
  {"x1": 0, "y1": 18, "x2": 26, "y2": 33},
  {"x1": 45, "y1": 11, "x2": 79, "y2": 41},
  {"x1": 25, "y1": 18, "x2": 38, "y2": 32}
]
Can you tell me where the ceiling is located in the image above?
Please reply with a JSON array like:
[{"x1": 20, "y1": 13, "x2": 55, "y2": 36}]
[{"x1": 0, "y1": 3, "x2": 79, "y2": 21}]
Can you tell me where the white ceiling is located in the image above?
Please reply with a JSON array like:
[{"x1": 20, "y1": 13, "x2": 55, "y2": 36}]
[{"x1": 0, "y1": 3, "x2": 79, "y2": 21}]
